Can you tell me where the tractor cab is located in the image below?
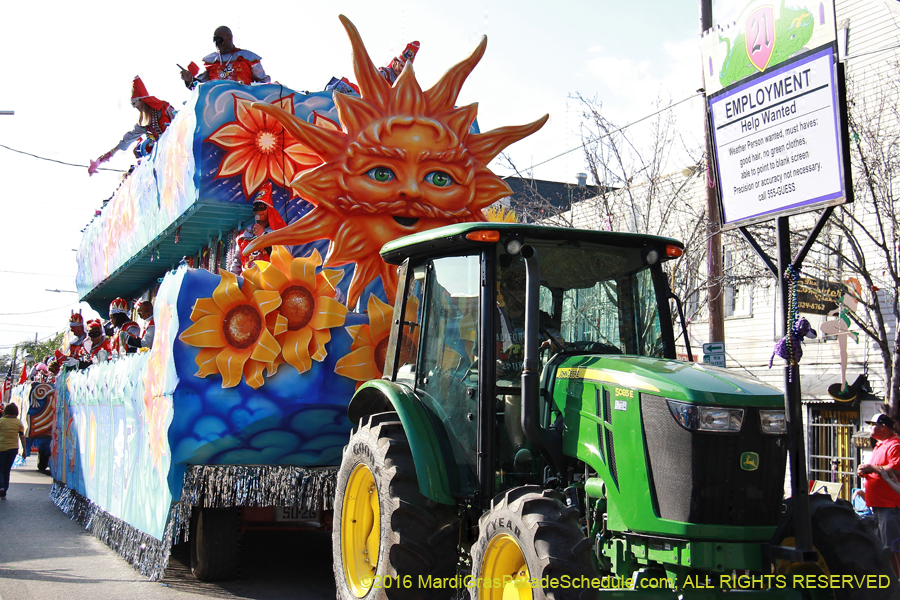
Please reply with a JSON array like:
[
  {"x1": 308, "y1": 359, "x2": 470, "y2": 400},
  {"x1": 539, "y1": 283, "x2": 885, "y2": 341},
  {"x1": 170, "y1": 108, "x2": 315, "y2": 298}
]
[{"x1": 375, "y1": 222, "x2": 684, "y2": 503}]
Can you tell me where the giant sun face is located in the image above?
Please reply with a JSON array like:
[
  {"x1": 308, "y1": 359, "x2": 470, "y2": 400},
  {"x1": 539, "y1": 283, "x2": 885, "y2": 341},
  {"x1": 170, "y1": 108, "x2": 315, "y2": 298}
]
[{"x1": 245, "y1": 15, "x2": 547, "y2": 308}]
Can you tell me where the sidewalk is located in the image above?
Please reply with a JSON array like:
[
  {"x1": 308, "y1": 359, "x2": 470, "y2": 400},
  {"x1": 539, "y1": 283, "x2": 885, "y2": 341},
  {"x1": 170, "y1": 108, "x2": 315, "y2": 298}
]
[
  {"x1": 0, "y1": 456, "x2": 336, "y2": 599},
  {"x1": 0, "y1": 456, "x2": 202, "y2": 600}
]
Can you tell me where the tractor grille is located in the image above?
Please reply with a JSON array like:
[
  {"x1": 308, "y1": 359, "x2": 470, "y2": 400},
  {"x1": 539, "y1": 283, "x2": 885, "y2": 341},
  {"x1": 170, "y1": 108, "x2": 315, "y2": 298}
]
[
  {"x1": 593, "y1": 389, "x2": 605, "y2": 463},
  {"x1": 598, "y1": 389, "x2": 618, "y2": 486},
  {"x1": 605, "y1": 422, "x2": 618, "y2": 488},
  {"x1": 640, "y1": 393, "x2": 787, "y2": 526}
]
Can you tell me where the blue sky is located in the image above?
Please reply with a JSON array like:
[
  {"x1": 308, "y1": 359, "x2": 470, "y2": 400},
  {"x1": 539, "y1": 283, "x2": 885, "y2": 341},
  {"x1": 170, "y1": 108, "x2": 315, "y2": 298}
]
[{"x1": 0, "y1": 0, "x2": 707, "y2": 352}]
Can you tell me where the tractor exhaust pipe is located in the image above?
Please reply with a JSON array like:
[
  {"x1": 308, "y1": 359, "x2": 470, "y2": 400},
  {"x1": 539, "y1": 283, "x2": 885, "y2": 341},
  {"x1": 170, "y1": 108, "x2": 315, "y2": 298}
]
[
  {"x1": 521, "y1": 245, "x2": 541, "y2": 448},
  {"x1": 520, "y1": 245, "x2": 565, "y2": 480}
]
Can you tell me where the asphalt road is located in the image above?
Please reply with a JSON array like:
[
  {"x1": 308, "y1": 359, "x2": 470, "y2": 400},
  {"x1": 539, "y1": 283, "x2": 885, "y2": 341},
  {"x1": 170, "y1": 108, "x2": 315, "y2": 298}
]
[{"x1": 0, "y1": 457, "x2": 337, "y2": 600}]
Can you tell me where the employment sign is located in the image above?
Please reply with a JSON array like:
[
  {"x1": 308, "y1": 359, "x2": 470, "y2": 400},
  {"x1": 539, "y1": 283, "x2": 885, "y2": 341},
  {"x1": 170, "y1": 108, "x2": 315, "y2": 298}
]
[{"x1": 708, "y1": 46, "x2": 846, "y2": 227}]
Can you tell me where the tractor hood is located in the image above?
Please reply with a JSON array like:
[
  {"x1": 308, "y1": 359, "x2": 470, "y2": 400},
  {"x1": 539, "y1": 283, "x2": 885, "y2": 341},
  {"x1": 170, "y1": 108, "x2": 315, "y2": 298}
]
[{"x1": 551, "y1": 355, "x2": 785, "y2": 408}]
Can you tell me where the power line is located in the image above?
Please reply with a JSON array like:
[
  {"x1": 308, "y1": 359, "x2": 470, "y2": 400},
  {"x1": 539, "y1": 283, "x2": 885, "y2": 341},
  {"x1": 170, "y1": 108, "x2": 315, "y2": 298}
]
[
  {"x1": 0, "y1": 303, "x2": 74, "y2": 316},
  {"x1": 0, "y1": 269, "x2": 74, "y2": 278},
  {"x1": 510, "y1": 92, "x2": 704, "y2": 175},
  {"x1": 0, "y1": 331, "x2": 64, "y2": 350},
  {"x1": 0, "y1": 143, "x2": 126, "y2": 173},
  {"x1": 845, "y1": 42, "x2": 900, "y2": 61}
]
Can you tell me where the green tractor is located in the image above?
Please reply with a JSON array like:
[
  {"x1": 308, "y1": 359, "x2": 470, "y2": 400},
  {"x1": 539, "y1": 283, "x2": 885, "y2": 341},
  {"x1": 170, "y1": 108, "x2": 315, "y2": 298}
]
[{"x1": 332, "y1": 222, "x2": 895, "y2": 599}]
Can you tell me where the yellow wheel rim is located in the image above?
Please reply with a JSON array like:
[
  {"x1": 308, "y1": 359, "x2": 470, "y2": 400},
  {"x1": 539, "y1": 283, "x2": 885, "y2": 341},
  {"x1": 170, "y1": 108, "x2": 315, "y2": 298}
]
[
  {"x1": 480, "y1": 533, "x2": 532, "y2": 600},
  {"x1": 341, "y1": 463, "x2": 380, "y2": 597},
  {"x1": 775, "y1": 536, "x2": 831, "y2": 577}
]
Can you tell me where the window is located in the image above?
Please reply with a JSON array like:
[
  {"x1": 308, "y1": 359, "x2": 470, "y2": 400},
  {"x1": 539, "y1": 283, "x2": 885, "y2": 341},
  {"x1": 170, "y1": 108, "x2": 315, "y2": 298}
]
[
  {"x1": 724, "y1": 250, "x2": 752, "y2": 318},
  {"x1": 415, "y1": 254, "x2": 481, "y2": 484}
]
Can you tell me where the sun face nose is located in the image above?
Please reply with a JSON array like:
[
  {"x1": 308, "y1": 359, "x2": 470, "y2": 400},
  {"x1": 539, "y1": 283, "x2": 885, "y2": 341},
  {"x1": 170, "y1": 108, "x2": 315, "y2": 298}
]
[{"x1": 397, "y1": 178, "x2": 423, "y2": 200}]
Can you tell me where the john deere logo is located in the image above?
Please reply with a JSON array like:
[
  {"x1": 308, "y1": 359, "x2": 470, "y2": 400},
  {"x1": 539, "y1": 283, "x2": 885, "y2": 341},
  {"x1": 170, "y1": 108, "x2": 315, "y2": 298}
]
[{"x1": 741, "y1": 452, "x2": 760, "y2": 471}]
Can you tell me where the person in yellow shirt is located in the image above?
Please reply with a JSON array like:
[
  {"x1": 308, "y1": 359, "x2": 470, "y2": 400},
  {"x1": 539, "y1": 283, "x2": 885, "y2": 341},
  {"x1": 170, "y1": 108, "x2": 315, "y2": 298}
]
[{"x1": 0, "y1": 403, "x2": 25, "y2": 499}]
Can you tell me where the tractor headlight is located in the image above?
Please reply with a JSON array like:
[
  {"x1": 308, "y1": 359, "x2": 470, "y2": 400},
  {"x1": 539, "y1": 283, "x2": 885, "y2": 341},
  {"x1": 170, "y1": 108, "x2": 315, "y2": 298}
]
[
  {"x1": 667, "y1": 399, "x2": 744, "y2": 432},
  {"x1": 759, "y1": 410, "x2": 787, "y2": 435}
]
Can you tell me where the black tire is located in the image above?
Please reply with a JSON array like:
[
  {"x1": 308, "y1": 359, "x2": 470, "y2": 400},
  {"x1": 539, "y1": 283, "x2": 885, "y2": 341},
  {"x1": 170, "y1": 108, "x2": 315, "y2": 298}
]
[
  {"x1": 470, "y1": 486, "x2": 598, "y2": 600},
  {"x1": 333, "y1": 411, "x2": 459, "y2": 599},
  {"x1": 190, "y1": 506, "x2": 241, "y2": 582},
  {"x1": 777, "y1": 494, "x2": 899, "y2": 600}
]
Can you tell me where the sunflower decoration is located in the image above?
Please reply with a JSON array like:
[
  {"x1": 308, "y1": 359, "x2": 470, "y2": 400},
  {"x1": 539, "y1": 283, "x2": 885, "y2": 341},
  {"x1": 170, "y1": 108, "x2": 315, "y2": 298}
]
[
  {"x1": 248, "y1": 245, "x2": 348, "y2": 375},
  {"x1": 207, "y1": 94, "x2": 325, "y2": 197},
  {"x1": 179, "y1": 270, "x2": 282, "y2": 388},
  {"x1": 244, "y1": 15, "x2": 548, "y2": 308},
  {"x1": 484, "y1": 203, "x2": 518, "y2": 223},
  {"x1": 335, "y1": 292, "x2": 419, "y2": 388}
]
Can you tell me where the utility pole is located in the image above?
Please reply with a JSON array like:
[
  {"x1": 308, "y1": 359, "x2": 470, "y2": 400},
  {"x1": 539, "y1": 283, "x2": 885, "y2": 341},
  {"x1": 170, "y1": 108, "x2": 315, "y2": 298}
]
[{"x1": 700, "y1": 0, "x2": 725, "y2": 344}]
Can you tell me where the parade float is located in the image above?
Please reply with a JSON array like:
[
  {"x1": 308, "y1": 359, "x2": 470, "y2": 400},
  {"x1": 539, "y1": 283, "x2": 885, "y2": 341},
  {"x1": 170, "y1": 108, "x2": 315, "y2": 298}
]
[
  {"x1": 54, "y1": 15, "x2": 546, "y2": 580},
  {"x1": 8, "y1": 381, "x2": 55, "y2": 472}
]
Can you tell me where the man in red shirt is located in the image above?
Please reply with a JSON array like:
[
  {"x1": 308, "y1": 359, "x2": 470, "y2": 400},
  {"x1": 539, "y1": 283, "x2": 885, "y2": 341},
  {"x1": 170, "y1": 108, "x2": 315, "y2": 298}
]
[
  {"x1": 858, "y1": 413, "x2": 900, "y2": 575},
  {"x1": 180, "y1": 26, "x2": 271, "y2": 89}
]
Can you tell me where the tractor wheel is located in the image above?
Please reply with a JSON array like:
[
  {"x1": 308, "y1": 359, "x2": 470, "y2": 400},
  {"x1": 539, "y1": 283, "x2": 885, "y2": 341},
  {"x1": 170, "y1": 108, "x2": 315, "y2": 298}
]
[
  {"x1": 776, "y1": 494, "x2": 898, "y2": 599},
  {"x1": 333, "y1": 412, "x2": 459, "y2": 599},
  {"x1": 190, "y1": 506, "x2": 241, "y2": 582},
  {"x1": 470, "y1": 486, "x2": 598, "y2": 600}
]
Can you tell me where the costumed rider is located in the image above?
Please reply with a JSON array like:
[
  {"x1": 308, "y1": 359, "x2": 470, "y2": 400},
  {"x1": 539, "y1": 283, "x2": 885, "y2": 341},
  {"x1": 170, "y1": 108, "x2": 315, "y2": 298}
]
[
  {"x1": 47, "y1": 354, "x2": 61, "y2": 383},
  {"x1": 181, "y1": 26, "x2": 271, "y2": 89},
  {"x1": 229, "y1": 182, "x2": 287, "y2": 274},
  {"x1": 138, "y1": 300, "x2": 155, "y2": 349},
  {"x1": 85, "y1": 319, "x2": 113, "y2": 364},
  {"x1": 108, "y1": 298, "x2": 142, "y2": 355},
  {"x1": 377, "y1": 41, "x2": 420, "y2": 84},
  {"x1": 63, "y1": 311, "x2": 91, "y2": 370},
  {"x1": 88, "y1": 76, "x2": 176, "y2": 175}
]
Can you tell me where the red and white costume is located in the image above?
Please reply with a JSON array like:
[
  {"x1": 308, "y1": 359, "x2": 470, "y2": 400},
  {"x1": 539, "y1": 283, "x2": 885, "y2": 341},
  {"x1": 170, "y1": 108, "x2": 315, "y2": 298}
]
[
  {"x1": 378, "y1": 41, "x2": 420, "y2": 84},
  {"x1": 193, "y1": 49, "x2": 270, "y2": 86},
  {"x1": 85, "y1": 320, "x2": 113, "y2": 364},
  {"x1": 113, "y1": 96, "x2": 175, "y2": 153},
  {"x1": 230, "y1": 182, "x2": 287, "y2": 273},
  {"x1": 141, "y1": 316, "x2": 155, "y2": 348},
  {"x1": 114, "y1": 321, "x2": 142, "y2": 355},
  {"x1": 89, "y1": 77, "x2": 176, "y2": 174},
  {"x1": 65, "y1": 311, "x2": 88, "y2": 367},
  {"x1": 109, "y1": 298, "x2": 142, "y2": 355}
]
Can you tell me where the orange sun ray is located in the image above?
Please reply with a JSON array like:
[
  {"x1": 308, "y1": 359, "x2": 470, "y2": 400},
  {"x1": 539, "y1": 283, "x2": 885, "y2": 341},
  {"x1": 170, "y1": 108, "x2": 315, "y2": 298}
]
[{"x1": 239, "y1": 16, "x2": 546, "y2": 310}]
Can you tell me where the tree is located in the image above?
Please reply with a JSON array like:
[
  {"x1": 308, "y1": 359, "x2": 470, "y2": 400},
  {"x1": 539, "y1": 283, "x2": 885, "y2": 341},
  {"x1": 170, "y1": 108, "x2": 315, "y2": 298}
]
[
  {"x1": 498, "y1": 94, "x2": 774, "y2": 353},
  {"x1": 0, "y1": 331, "x2": 66, "y2": 379},
  {"x1": 570, "y1": 94, "x2": 777, "y2": 347},
  {"x1": 798, "y1": 62, "x2": 900, "y2": 417}
]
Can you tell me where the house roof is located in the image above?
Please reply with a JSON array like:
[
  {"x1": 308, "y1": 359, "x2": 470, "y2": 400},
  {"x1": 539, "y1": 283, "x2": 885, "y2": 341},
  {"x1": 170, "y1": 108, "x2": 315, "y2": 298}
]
[{"x1": 504, "y1": 176, "x2": 603, "y2": 210}]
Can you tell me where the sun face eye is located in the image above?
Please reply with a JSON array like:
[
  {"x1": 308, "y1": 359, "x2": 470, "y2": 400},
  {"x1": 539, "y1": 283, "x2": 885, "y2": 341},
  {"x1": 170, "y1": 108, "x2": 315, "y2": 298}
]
[
  {"x1": 425, "y1": 171, "x2": 454, "y2": 188},
  {"x1": 366, "y1": 167, "x2": 395, "y2": 183}
]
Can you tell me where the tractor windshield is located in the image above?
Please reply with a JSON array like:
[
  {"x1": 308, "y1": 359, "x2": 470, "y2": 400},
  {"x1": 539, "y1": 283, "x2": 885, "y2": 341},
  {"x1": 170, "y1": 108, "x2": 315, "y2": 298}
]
[{"x1": 496, "y1": 240, "x2": 667, "y2": 382}]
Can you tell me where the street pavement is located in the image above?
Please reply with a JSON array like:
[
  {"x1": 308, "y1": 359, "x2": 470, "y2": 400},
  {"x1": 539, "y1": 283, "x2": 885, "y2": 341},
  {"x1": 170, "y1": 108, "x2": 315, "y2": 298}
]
[{"x1": 0, "y1": 456, "x2": 336, "y2": 599}]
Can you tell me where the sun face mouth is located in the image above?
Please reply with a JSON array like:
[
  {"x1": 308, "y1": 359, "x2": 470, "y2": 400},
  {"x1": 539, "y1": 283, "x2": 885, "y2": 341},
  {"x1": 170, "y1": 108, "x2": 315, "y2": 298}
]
[{"x1": 393, "y1": 216, "x2": 420, "y2": 228}]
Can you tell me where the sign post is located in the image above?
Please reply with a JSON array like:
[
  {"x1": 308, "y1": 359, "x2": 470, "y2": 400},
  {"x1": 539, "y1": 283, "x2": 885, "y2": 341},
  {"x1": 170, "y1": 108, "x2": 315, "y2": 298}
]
[
  {"x1": 699, "y1": 0, "x2": 849, "y2": 564},
  {"x1": 702, "y1": 342, "x2": 726, "y2": 367},
  {"x1": 708, "y1": 47, "x2": 847, "y2": 227}
]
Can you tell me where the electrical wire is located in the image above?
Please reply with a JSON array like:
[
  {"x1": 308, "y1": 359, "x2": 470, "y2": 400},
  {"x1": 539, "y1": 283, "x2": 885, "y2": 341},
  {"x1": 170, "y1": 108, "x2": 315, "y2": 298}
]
[
  {"x1": 0, "y1": 269, "x2": 74, "y2": 278},
  {"x1": 0, "y1": 143, "x2": 126, "y2": 173},
  {"x1": 507, "y1": 92, "x2": 704, "y2": 175},
  {"x1": 0, "y1": 303, "x2": 74, "y2": 316},
  {"x1": 845, "y1": 42, "x2": 900, "y2": 61},
  {"x1": 0, "y1": 330, "x2": 64, "y2": 349}
]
